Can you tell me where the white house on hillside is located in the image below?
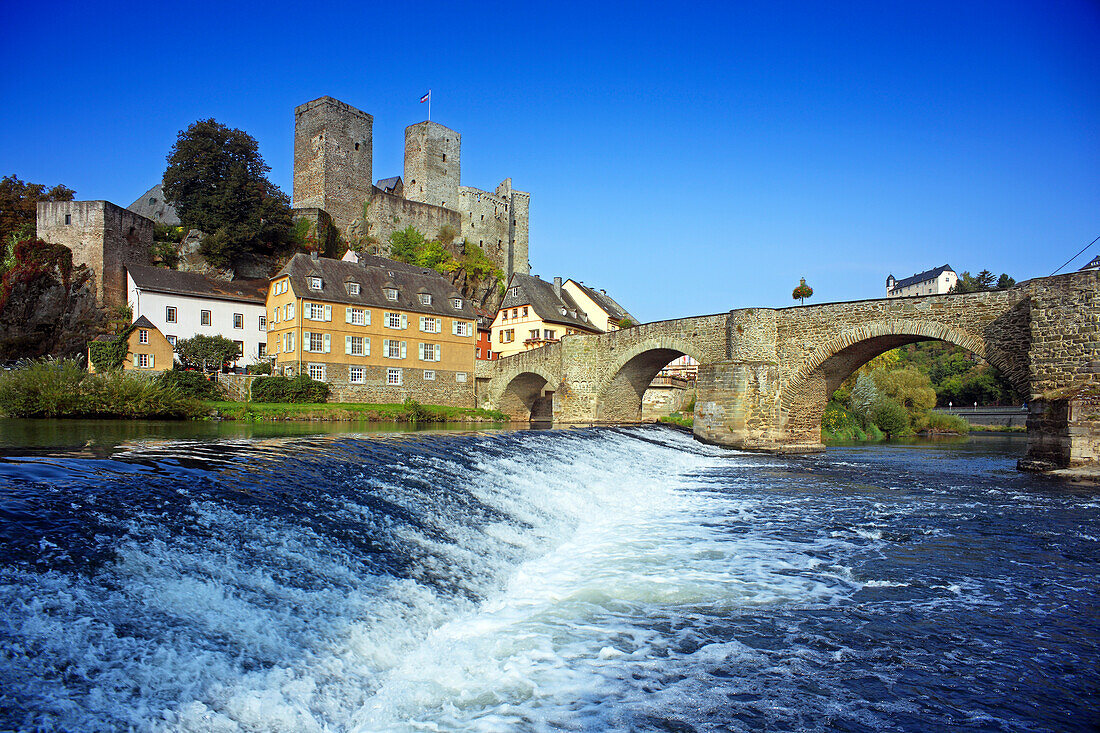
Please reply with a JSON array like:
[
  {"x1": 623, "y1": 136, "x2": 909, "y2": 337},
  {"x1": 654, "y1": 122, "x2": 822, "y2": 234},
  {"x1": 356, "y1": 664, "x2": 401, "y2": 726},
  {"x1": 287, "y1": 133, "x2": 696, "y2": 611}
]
[
  {"x1": 127, "y1": 265, "x2": 269, "y2": 367},
  {"x1": 886, "y1": 264, "x2": 958, "y2": 298}
]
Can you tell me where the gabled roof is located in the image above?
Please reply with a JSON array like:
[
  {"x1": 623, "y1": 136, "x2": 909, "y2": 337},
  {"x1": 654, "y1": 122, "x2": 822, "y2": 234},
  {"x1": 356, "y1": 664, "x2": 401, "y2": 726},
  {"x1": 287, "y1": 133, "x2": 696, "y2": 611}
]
[
  {"x1": 127, "y1": 183, "x2": 181, "y2": 226},
  {"x1": 888, "y1": 264, "x2": 955, "y2": 292},
  {"x1": 500, "y1": 273, "x2": 598, "y2": 331},
  {"x1": 275, "y1": 253, "x2": 475, "y2": 320},
  {"x1": 127, "y1": 265, "x2": 267, "y2": 304},
  {"x1": 567, "y1": 280, "x2": 636, "y2": 323},
  {"x1": 132, "y1": 315, "x2": 158, "y2": 330},
  {"x1": 376, "y1": 176, "x2": 402, "y2": 194},
  {"x1": 1080, "y1": 255, "x2": 1100, "y2": 271}
]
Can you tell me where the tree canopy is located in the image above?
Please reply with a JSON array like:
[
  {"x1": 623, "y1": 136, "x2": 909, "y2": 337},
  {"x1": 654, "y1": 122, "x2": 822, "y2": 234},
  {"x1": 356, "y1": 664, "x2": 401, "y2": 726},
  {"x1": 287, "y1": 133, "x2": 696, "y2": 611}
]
[
  {"x1": 953, "y1": 269, "x2": 1015, "y2": 294},
  {"x1": 162, "y1": 120, "x2": 295, "y2": 267},
  {"x1": 174, "y1": 334, "x2": 241, "y2": 372},
  {"x1": 0, "y1": 174, "x2": 75, "y2": 245}
]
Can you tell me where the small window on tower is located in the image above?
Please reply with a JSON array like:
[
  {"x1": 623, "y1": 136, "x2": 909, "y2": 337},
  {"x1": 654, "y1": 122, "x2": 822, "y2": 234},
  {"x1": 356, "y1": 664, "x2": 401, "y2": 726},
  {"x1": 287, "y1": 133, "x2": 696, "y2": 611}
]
[
  {"x1": 442, "y1": 154, "x2": 446, "y2": 162},
  {"x1": 355, "y1": 142, "x2": 360, "y2": 151},
  {"x1": 64, "y1": 214, "x2": 71, "y2": 225}
]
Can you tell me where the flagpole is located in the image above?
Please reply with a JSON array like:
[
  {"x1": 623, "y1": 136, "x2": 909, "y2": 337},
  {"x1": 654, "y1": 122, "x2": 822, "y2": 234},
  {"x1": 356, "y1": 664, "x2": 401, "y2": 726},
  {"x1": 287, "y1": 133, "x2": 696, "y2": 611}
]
[{"x1": 428, "y1": 90, "x2": 431, "y2": 122}]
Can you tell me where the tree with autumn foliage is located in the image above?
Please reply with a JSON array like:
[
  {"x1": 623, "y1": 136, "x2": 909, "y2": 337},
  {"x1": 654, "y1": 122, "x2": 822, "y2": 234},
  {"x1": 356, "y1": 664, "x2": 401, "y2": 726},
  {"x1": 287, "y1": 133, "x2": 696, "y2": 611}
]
[
  {"x1": 0, "y1": 175, "x2": 75, "y2": 245},
  {"x1": 792, "y1": 277, "x2": 813, "y2": 304}
]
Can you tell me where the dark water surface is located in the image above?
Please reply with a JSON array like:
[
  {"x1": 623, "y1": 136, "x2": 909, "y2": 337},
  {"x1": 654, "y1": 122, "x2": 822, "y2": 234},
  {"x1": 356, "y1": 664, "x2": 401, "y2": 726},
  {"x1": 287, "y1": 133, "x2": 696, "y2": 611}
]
[{"x1": 0, "y1": 425, "x2": 1096, "y2": 732}]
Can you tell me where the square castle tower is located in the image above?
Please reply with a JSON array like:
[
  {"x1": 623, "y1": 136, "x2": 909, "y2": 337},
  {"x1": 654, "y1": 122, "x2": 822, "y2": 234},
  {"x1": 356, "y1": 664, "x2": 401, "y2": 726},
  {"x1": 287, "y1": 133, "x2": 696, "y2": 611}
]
[{"x1": 291, "y1": 96, "x2": 529, "y2": 280}]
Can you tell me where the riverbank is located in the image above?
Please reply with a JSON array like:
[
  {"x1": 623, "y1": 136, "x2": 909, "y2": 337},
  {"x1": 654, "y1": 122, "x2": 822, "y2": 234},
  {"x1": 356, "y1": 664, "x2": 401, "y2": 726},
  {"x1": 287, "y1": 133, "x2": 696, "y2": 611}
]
[{"x1": 203, "y1": 400, "x2": 508, "y2": 423}]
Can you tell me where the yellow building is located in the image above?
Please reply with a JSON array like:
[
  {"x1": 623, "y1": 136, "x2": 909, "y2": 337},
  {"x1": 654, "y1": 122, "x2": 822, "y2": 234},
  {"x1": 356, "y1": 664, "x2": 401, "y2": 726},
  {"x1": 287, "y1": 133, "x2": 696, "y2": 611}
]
[
  {"x1": 88, "y1": 316, "x2": 174, "y2": 373},
  {"x1": 491, "y1": 274, "x2": 602, "y2": 358},
  {"x1": 267, "y1": 252, "x2": 477, "y2": 406}
]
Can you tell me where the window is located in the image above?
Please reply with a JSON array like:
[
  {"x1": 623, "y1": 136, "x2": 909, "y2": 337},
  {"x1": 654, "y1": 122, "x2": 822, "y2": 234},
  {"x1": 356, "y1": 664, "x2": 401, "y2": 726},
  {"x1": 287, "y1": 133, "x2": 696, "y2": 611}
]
[
  {"x1": 451, "y1": 297, "x2": 463, "y2": 309},
  {"x1": 349, "y1": 366, "x2": 365, "y2": 384},
  {"x1": 347, "y1": 307, "x2": 369, "y2": 325},
  {"x1": 544, "y1": 329, "x2": 556, "y2": 340},
  {"x1": 273, "y1": 308, "x2": 280, "y2": 324},
  {"x1": 384, "y1": 339, "x2": 406, "y2": 359},
  {"x1": 530, "y1": 329, "x2": 540, "y2": 340},
  {"x1": 385, "y1": 312, "x2": 406, "y2": 329},
  {"x1": 283, "y1": 332, "x2": 295, "y2": 353},
  {"x1": 233, "y1": 313, "x2": 244, "y2": 329},
  {"x1": 64, "y1": 214, "x2": 71, "y2": 225},
  {"x1": 502, "y1": 310, "x2": 508, "y2": 320},
  {"x1": 346, "y1": 282, "x2": 360, "y2": 295},
  {"x1": 285, "y1": 303, "x2": 295, "y2": 320},
  {"x1": 346, "y1": 335, "x2": 366, "y2": 356},
  {"x1": 512, "y1": 308, "x2": 518, "y2": 318},
  {"x1": 139, "y1": 329, "x2": 149, "y2": 344},
  {"x1": 419, "y1": 316, "x2": 441, "y2": 333},
  {"x1": 423, "y1": 370, "x2": 435, "y2": 380},
  {"x1": 201, "y1": 310, "x2": 212, "y2": 326},
  {"x1": 387, "y1": 368, "x2": 403, "y2": 385},
  {"x1": 136, "y1": 354, "x2": 152, "y2": 368},
  {"x1": 309, "y1": 276, "x2": 322, "y2": 290},
  {"x1": 383, "y1": 288, "x2": 398, "y2": 301},
  {"x1": 166, "y1": 306, "x2": 177, "y2": 323},
  {"x1": 510, "y1": 287, "x2": 518, "y2": 297},
  {"x1": 419, "y1": 343, "x2": 440, "y2": 362},
  {"x1": 259, "y1": 315, "x2": 266, "y2": 331},
  {"x1": 166, "y1": 335, "x2": 176, "y2": 346},
  {"x1": 456, "y1": 372, "x2": 467, "y2": 383},
  {"x1": 522, "y1": 307, "x2": 528, "y2": 317},
  {"x1": 453, "y1": 321, "x2": 472, "y2": 337},
  {"x1": 308, "y1": 303, "x2": 330, "y2": 321},
  {"x1": 234, "y1": 340, "x2": 244, "y2": 357},
  {"x1": 308, "y1": 363, "x2": 326, "y2": 381},
  {"x1": 501, "y1": 328, "x2": 515, "y2": 343},
  {"x1": 418, "y1": 293, "x2": 432, "y2": 305},
  {"x1": 308, "y1": 332, "x2": 326, "y2": 353},
  {"x1": 477, "y1": 348, "x2": 482, "y2": 359},
  {"x1": 284, "y1": 366, "x2": 295, "y2": 377},
  {"x1": 258, "y1": 342, "x2": 266, "y2": 357}
]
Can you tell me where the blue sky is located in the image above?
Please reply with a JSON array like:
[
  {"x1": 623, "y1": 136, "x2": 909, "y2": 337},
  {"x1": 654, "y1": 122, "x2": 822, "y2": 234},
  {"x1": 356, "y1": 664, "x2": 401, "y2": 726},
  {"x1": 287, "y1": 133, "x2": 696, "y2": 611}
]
[{"x1": 2, "y1": 1, "x2": 1097, "y2": 321}]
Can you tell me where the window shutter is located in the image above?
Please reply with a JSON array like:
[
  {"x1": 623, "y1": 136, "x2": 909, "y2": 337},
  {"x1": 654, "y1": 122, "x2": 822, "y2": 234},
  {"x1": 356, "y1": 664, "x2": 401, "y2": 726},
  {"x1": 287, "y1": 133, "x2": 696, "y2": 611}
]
[
  {"x1": 452, "y1": 321, "x2": 458, "y2": 335},
  {"x1": 400, "y1": 314, "x2": 407, "y2": 329},
  {"x1": 418, "y1": 343, "x2": 425, "y2": 360},
  {"x1": 345, "y1": 335, "x2": 352, "y2": 355},
  {"x1": 365, "y1": 310, "x2": 371, "y2": 325},
  {"x1": 419, "y1": 316, "x2": 425, "y2": 331},
  {"x1": 303, "y1": 331, "x2": 311, "y2": 352},
  {"x1": 323, "y1": 333, "x2": 331, "y2": 353},
  {"x1": 364, "y1": 337, "x2": 370, "y2": 356},
  {"x1": 303, "y1": 302, "x2": 311, "y2": 320},
  {"x1": 149, "y1": 354, "x2": 154, "y2": 369},
  {"x1": 324, "y1": 305, "x2": 332, "y2": 322},
  {"x1": 436, "y1": 346, "x2": 441, "y2": 362},
  {"x1": 400, "y1": 341, "x2": 407, "y2": 359},
  {"x1": 345, "y1": 308, "x2": 352, "y2": 324}
]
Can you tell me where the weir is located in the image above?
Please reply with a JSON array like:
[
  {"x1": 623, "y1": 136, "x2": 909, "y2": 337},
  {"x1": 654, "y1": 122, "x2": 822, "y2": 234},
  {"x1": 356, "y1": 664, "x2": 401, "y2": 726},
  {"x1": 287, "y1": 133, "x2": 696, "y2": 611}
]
[{"x1": 478, "y1": 270, "x2": 1100, "y2": 473}]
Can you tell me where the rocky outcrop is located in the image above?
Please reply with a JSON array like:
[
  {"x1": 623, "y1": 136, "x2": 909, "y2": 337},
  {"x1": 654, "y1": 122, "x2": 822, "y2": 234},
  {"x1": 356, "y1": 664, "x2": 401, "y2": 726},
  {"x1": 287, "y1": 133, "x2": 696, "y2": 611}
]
[{"x1": 127, "y1": 183, "x2": 181, "y2": 226}]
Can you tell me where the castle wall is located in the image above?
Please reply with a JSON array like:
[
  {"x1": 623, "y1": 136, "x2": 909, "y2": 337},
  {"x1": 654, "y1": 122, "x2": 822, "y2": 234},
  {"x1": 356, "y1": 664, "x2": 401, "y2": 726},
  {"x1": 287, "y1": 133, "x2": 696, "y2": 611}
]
[
  {"x1": 364, "y1": 188, "x2": 462, "y2": 255},
  {"x1": 293, "y1": 97, "x2": 373, "y2": 232},
  {"x1": 404, "y1": 122, "x2": 461, "y2": 209},
  {"x1": 458, "y1": 185, "x2": 511, "y2": 268},
  {"x1": 37, "y1": 200, "x2": 153, "y2": 307}
]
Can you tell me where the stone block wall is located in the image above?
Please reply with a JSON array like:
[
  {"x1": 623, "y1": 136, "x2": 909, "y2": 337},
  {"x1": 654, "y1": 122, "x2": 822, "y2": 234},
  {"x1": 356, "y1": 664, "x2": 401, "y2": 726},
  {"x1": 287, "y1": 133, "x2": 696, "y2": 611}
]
[
  {"x1": 319, "y1": 363, "x2": 474, "y2": 407},
  {"x1": 404, "y1": 121, "x2": 460, "y2": 209},
  {"x1": 293, "y1": 97, "x2": 374, "y2": 232},
  {"x1": 362, "y1": 189, "x2": 462, "y2": 256},
  {"x1": 37, "y1": 200, "x2": 153, "y2": 307}
]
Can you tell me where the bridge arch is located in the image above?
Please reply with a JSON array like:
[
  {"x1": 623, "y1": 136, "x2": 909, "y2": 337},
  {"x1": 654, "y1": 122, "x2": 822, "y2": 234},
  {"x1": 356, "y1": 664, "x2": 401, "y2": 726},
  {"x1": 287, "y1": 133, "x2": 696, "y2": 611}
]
[
  {"x1": 490, "y1": 367, "x2": 560, "y2": 422},
  {"x1": 779, "y1": 319, "x2": 1029, "y2": 446},
  {"x1": 595, "y1": 337, "x2": 706, "y2": 423}
]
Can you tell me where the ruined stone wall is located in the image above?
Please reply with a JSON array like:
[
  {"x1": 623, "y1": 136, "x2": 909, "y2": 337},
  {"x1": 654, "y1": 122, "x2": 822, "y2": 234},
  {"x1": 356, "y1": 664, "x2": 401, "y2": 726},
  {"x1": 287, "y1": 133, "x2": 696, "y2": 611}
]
[
  {"x1": 459, "y1": 185, "x2": 510, "y2": 269},
  {"x1": 404, "y1": 121, "x2": 460, "y2": 209},
  {"x1": 293, "y1": 97, "x2": 373, "y2": 232},
  {"x1": 37, "y1": 200, "x2": 153, "y2": 307},
  {"x1": 363, "y1": 189, "x2": 462, "y2": 256}
]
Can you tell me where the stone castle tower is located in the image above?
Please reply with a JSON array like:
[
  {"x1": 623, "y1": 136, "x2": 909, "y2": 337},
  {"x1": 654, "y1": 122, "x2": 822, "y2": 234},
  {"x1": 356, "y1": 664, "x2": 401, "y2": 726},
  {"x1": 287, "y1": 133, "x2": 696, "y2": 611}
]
[
  {"x1": 292, "y1": 97, "x2": 374, "y2": 232},
  {"x1": 292, "y1": 96, "x2": 529, "y2": 281}
]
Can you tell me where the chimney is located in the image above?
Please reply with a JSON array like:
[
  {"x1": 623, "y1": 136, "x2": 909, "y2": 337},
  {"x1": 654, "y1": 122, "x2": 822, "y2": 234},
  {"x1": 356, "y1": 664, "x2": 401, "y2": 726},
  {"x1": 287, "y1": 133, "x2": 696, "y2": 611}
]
[
  {"x1": 310, "y1": 251, "x2": 319, "y2": 260},
  {"x1": 554, "y1": 277, "x2": 562, "y2": 299}
]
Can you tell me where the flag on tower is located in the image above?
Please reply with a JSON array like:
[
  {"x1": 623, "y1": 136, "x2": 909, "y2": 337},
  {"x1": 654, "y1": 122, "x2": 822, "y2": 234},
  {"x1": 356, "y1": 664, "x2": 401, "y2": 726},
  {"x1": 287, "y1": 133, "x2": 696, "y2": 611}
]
[{"x1": 419, "y1": 91, "x2": 431, "y2": 103}]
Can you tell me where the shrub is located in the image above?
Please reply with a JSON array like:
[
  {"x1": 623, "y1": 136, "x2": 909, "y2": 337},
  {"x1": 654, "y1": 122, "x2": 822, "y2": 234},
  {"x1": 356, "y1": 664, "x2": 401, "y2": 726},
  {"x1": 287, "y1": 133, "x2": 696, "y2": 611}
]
[
  {"x1": 250, "y1": 375, "x2": 329, "y2": 403},
  {"x1": 157, "y1": 369, "x2": 225, "y2": 400},
  {"x1": 0, "y1": 358, "x2": 85, "y2": 417},
  {"x1": 919, "y1": 411, "x2": 970, "y2": 434},
  {"x1": 402, "y1": 397, "x2": 432, "y2": 422},
  {"x1": 872, "y1": 398, "x2": 910, "y2": 438},
  {"x1": 82, "y1": 371, "x2": 200, "y2": 418},
  {"x1": 246, "y1": 361, "x2": 272, "y2": 375}
]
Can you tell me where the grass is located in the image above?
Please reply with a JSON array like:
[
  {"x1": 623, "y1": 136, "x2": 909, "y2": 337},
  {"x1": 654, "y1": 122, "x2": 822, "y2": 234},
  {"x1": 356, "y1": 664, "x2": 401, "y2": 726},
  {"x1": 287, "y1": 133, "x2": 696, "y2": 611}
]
[
  {"x1": 969, "y1": 424, "x2": 1026, "y2": 433},
  {"x1": 659, "y1": 412, "x2": 693, "y2": 428},
  {"x1": 203, "y1": 400, "x2": 509, "y2": 423}
]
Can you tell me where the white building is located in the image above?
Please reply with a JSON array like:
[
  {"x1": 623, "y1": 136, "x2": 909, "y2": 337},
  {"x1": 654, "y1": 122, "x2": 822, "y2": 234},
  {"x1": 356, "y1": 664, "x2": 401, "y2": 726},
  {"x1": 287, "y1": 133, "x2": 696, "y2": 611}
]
[
  {"x1": 886, "y1": 264, "x2": 958, "y2": 298},
  {"x1": 127, "y1": 265, "x2": 269, "y2": 368}
]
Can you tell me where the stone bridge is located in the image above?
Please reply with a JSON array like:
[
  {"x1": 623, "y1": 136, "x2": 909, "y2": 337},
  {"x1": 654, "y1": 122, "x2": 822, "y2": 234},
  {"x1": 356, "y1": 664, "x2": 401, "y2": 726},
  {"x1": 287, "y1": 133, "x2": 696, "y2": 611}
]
[{"x1": 476, "y1": 270, "x2": 1100, "y2": 472}]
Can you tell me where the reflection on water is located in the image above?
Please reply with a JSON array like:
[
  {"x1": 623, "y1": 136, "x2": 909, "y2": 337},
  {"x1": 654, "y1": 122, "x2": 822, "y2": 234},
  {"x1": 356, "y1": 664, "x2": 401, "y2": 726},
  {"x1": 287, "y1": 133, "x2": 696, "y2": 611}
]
[{"x1": 0, "y1": 418, "x2": 512, "y2": 455}]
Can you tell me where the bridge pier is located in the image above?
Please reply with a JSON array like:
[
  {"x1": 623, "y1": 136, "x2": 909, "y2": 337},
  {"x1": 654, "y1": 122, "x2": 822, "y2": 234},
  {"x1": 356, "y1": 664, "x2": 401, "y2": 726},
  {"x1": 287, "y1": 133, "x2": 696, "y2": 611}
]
[{"x1": 1019, "y1": 394, "x2": 1100, "y2": 473}]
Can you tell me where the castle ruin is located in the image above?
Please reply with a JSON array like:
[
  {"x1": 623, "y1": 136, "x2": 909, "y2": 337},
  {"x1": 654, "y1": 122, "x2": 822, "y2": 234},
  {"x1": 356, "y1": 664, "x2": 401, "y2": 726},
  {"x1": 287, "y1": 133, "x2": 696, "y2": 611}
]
[{"x1": 292, "y1": 97, "x2": 530, "y2": 281}]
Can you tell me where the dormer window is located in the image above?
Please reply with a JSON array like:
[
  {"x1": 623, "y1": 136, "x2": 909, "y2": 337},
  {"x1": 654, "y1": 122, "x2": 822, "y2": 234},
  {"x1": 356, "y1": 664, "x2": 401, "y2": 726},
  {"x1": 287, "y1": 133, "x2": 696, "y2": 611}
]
[
  {"x1": 451, "y1": 297, "x2": 463, "y2": 309},
  {"x1": 560, "y1": 307, "x2": 567, "y2": 315},
  {"x1": 346, "y1": 281, "x2": 360, "y2": 295},
  {"x1": 510, "y1": 287, "x2": 519, "y2": 298},
  {"x1": 418, "y1": 293, "x2": 432, "y2": 306},
  {"x1": 309, "y1": 276, "x2": 322, "y2": 290},
  {"x1": 384, "y1": 288, "x2": 398, "y2": 301}
]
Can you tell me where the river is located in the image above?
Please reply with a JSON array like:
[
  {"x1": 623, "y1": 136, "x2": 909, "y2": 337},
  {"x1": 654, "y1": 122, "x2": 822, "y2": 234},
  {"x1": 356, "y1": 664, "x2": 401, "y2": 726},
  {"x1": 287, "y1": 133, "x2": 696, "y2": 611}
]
[{"x1": 0, "y1": 425, "x2": 1096, "y2": 732}]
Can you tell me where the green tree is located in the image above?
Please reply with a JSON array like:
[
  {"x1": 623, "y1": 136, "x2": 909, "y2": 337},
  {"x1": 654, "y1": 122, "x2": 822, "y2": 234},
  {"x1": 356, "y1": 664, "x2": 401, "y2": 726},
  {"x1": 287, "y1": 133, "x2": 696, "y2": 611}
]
[
  {"x1": 390, "y1": 226, "x2": 427, "y2": 264},
  {"x1": 174, "y1": 334, "x2": 241, "y2": 373},
  {"x1": 162, "y1": 119, "x2": 294, "y2": 267},
  {"x1": 872, "y1": 398, "x2": 909, "y2": 438},
  {"x1": 792, "y1": 277, "x2": 813, "y2": 304},
  {"x1": 953, "y1": 270, "x2": 997, "y2": 293},
  {"x1": 872, "y1": 366, "x2": 937, "y2": 418},
  {"x1": 996, "y1": 273, "x2": 1016, "y2": 290},
  {"x1": 0, "y1": 174, "x2": 75, "y2": 245}
]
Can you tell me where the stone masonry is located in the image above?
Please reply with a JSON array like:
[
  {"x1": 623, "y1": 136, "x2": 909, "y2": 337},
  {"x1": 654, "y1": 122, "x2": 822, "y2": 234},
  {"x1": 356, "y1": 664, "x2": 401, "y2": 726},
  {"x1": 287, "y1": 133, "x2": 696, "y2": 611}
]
[
  {"x1": 293, "y1": 97, "x2": 374, "y2": 233},
  {"x1": 477, "y1": 271, "x2": 1100, "y2": 472},
  {"x1": 37, "y1": 200, "x2": 153, "y2": 307}
]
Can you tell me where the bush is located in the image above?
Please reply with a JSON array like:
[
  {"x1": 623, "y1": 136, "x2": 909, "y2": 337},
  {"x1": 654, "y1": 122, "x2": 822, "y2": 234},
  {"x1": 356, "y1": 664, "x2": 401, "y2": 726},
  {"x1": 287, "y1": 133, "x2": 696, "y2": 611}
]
[
  {"x1": 871, "y1": 398, "x2": 910, "y2": 438},
  {"x1": 246, "y1": 362, "x2": 272, "y2": 375},
  {"x1": 0, "y1": 358, "x2": 200, "y2": 418},
  {"x1": 250, "y1": 375, "x2": 330, "y2": 403},
  {"x1": 918, "y1": 411, "x2": 970, "y2": 434},
  {"x1": 157, "y1": 369, "x2": 225, "y2": 400},
  {"x1": 402, "y1": 397, "x2": 432, "y2": 422}
]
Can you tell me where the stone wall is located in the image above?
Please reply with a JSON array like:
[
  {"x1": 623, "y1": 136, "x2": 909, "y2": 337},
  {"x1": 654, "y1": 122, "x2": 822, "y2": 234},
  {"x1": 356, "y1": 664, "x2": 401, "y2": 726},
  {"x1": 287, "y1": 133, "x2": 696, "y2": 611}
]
[
  {"x1": 404, "y1": 122, "x2": 460, "y2": 209},
  {"x1": 37, "y1": 200, "x2": 153, "y2": 307},
  {"x1": 641, "y1": 385, "x2": 693, "y2": 420},
  {"x1": 315, "y1": 363, "x2": 475, "y2": 407},
  {"x1": 362, "y1": 189, "x2": 462, "y2": 256},
  {"x1": 293, "y1": 97, "x2": 374, "y2": 232}
]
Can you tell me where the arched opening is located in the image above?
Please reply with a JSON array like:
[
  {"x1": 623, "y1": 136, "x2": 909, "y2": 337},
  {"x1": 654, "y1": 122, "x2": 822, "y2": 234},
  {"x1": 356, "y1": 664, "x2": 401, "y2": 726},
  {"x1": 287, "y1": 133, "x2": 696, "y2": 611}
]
[
  {"x1": 498, "y1": 371, "x2": 555, "y2": 422},
  {"x1": 781, "y1": 330, "x2": 1029, "y2": 448},
  {"x1": 596, "y1": 342, "x2": 704, "y2": 423}
]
